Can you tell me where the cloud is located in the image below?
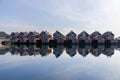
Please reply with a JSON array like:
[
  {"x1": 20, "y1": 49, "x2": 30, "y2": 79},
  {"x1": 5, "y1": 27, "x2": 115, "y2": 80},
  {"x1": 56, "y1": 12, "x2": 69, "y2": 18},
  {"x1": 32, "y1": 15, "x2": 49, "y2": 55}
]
[
  {"x1": 0, "y1": 18, "x2": 78, "y2": 34},
  {"x1": 15, "y1": 0, "x2": 109, "y2": 27},
  {"x1": 0, "y1": 18, "x2": 51, "y2": 34},
  {"x1": 1, "y1": 0, "x2": 120, "y2": 37},
  {"x1": 17, "y1": 0, "x2": 103, "y2": 23}
]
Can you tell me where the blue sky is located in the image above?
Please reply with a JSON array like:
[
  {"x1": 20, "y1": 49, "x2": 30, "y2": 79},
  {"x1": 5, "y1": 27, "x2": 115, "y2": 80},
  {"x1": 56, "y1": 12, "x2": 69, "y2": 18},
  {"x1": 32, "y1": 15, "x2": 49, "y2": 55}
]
[{"x1": 0, "y1": 0, "x2": 120, "y2": 37}]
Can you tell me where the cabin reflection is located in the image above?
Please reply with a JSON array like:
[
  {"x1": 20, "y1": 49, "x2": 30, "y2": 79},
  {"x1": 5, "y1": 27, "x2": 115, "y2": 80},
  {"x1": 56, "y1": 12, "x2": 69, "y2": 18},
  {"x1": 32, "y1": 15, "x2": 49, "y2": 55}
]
[
  {"x1": 53, "y1": 46, "x2": 64, "y2": 58},
  {"x1": 19, "y1": 45, "x2": 27, "y2": 56},
  {"x1": 78, "y1": 48, "x2": 89, "y2": 57},
  {"x1": 103, "y1": 48, "x2": 114, "y2": 57},
  {"x1": 3, "y1": 44, "x2": 120, "y2": 57},
  {"x1": 90, "y1": 48, "x2": 102, "y2": 57},
  {"x1": 28, "y1": 45, "x2": 37, "y2": 56},
  {"x1": 40, "y1": 45, "x2": 51, "y2": 57},
  {"x1": 10, "y1": 45, "x2": 19, "y2": 55},
  {"x1": 0, "y1": 46, "x2": 10, "y2": 55},
  {"x1": 66, "y1": 46, "x2": 77, "y2": 57}
]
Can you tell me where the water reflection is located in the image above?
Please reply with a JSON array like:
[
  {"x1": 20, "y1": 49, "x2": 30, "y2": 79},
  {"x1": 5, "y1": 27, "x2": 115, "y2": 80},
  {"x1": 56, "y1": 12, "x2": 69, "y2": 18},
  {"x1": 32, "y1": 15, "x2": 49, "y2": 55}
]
[
  {"x1": 0, "y1": 45, "x2": 10, "y2": 55},
  {"x1": 40, "y1": 45, "x2": 51, "y2": 56},
  {"x1": 0, "y1": 44, "x2": 116, "y2": 57},
  {"x1": 53, "y1": 45, "x2": 64, "y2": 58},
  {"x1": 66, "y1": 46, "x2": 77, "y2": 57},
  {"x1": 1, "y1": 44, "x2": 120, "y2": 80}
]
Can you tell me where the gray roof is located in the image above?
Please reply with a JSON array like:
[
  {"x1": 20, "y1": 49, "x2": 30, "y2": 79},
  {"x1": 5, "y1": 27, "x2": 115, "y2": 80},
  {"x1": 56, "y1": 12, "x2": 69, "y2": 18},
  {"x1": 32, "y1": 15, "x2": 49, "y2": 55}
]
[{"x1": 0, "y1": 32, "x2": 9, "y2": 37}]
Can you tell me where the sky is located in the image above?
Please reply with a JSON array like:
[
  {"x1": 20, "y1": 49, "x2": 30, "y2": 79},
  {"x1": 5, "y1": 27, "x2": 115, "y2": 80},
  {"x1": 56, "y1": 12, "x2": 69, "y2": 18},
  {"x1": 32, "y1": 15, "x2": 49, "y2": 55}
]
[{"x1": 0, "y1": 0, "x2": 120, "y2": 37}]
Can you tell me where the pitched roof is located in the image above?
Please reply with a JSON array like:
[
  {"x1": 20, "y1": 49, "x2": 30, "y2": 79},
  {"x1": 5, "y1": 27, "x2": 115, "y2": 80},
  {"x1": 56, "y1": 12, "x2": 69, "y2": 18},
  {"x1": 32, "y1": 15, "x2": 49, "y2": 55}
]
[
  {"x1": 79, "y1": 31, "x2": 89, "y2": 36},
  {"x1": 91, "y1": 31, "x2": 101, "y2": 35},
  {"x1": 40, "y1": 31, "x2": 51, "y2": 35},
  {"x1": 103, "y1": 31, "x2": 114, "y2": 36},
  {"x1": 66, "y1": 31, "x2": 76, "y2": 36},
  {"x1": 0, "y1": 32, "x2": 9, "y2": 37},
  {"x1": 53, "y1": 31, "x2": 64, "y2": 36}
]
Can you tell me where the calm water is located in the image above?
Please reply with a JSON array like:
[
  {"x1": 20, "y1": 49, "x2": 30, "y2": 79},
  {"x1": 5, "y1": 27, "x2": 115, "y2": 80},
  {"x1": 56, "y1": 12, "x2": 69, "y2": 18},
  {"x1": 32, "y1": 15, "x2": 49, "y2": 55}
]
[{"x1": 0, "y1": 45, "x2": 120, "y2": 80}]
